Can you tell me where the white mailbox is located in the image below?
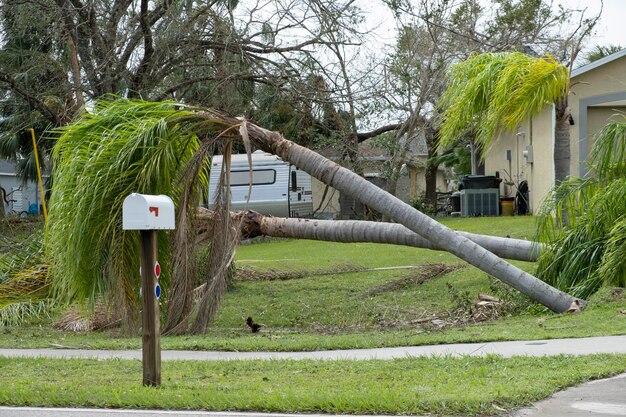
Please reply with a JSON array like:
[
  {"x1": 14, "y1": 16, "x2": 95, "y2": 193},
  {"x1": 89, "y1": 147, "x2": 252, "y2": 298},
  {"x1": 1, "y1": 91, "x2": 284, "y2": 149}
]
[{"x1": 123, "y1": 193, "x2": 175, "y2": 230}]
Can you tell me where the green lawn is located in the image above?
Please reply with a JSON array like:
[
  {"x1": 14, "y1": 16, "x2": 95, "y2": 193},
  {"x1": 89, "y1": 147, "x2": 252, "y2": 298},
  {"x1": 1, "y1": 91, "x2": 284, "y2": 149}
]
[
  {"x1": 0, "y1": 217, "x2": 626, "y2": 351},
  {"x1": 1, "y1": 215, "x2": 626, "y2": 415},
  {"x1": 1, "y1": 354, "x2": 625, "y2": 415},
  {"x1": 1, "y1": 216, "x2": 625, "y2": 351}
]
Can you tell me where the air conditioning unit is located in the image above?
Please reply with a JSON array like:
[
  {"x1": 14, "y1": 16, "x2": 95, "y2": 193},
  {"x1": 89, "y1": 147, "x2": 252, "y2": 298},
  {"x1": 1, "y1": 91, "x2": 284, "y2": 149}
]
[{"x1": 460, "y1": 189, "x2": 499, "y2": 217}]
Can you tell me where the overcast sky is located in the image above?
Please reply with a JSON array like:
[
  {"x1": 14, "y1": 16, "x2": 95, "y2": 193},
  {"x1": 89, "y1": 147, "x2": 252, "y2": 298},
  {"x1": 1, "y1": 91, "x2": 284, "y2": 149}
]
[
  {"x1": 361, "y1": 0, "x2": 625, "y2": 51},
  {"x1": 575, "y1": 0, "x2": 626, "y2": 48}
]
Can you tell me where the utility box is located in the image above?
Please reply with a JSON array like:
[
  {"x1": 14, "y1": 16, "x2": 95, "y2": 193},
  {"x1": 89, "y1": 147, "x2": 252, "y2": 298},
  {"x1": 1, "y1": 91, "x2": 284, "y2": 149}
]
[
  {"x1": 459, "y1": 175, "x2": 502, "y2": 190},
  {"x1": 460, "y1": 189, "x2": 500, "y2": 216},
  {"x1": 523, "y1": 145, "x2": 534, "y2": 163},
  {"x1": 123, "y1": 193, "x2": 175, "y2": 230}
]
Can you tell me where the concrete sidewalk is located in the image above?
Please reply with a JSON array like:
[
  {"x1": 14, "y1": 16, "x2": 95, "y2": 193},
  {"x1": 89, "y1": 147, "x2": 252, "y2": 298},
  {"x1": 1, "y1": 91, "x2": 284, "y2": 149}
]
[
  {"x1": 1, "y1": 335, "x2": 626, "y2": 361},
  {"x1": 511, "y1": 372, "x2": 626, "y2": 416},
  {"x1": 2, "y1": 336, "x2": 626, "y2": 416}
]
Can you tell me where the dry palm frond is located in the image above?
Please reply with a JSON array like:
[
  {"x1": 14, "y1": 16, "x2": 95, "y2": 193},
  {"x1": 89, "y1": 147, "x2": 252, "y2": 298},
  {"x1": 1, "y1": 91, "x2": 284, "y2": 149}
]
[
  {"x1": 0, "y1": 229, "x2": 53, "y2": 326},
  {"x1": 188, "y1": 163, "x2": 242, "y2": 334},
  {"x1": 0, "y1": 263, "x2": 52, "y2": 327},
  {"x1": 234, "y1": 263, "x2": 367, "y2": 282},
  {"x1": 365, "y1": 263, "x2": 464, "y2": 297},
  {"x1": 0, "y1": 265, "x2": 50, "y2": 305},
  {"x1": 53, "y1": 302, "x2": 121, "y2": 332}
]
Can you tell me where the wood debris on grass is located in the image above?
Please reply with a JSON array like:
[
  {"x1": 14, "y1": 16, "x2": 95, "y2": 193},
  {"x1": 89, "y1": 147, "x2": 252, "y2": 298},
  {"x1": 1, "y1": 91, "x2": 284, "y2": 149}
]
[
  {"x1": 364, "y1": 263, "x2": 464, "y2": 297},
  {"x1": 235, "y1": 263, "x2": 458, "y2": 282}
]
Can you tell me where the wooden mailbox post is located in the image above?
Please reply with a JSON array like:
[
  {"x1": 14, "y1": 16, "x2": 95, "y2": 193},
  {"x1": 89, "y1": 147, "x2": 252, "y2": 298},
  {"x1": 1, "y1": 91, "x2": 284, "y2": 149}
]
[{"x1": 122, "y1": 193, "x2": 175, "y2": 386}]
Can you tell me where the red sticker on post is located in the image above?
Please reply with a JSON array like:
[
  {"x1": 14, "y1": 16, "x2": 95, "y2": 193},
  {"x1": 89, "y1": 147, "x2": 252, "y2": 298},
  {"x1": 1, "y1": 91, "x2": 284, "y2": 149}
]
[{"x1": 154, "y1": 262, "x2": 161, "y2": 279}]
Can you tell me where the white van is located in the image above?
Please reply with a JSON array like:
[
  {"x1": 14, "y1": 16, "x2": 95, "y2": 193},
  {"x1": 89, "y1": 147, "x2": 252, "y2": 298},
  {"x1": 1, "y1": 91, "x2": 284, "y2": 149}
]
[{"x1": 208, "y1": 150, "x2": 314, "y2": 218}]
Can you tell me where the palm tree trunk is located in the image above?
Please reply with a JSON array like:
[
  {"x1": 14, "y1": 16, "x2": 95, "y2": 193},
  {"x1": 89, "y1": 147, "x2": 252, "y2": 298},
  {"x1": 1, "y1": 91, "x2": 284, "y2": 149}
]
[
  {"x1": 554, "y1": 96, "x2": 571, "y2": 226},
  {"x1": 554, "y1": 97, "x2": 571, "y2": 186},
  {"x1": 232, "y1": 211, "x2": 542, "y2": 262},
  {"x1": 226, "y1": 118, "x2": 579, "y2": 312}
]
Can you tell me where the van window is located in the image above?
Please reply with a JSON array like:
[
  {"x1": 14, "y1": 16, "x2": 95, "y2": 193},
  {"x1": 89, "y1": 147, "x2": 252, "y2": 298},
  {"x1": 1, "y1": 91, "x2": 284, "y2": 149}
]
[
  {"x1": 291, "y1": 171, "x2": 297, "y2": 192},
  {"x1": 230, "y1": 169, "x2": 276, "y2": 186}
]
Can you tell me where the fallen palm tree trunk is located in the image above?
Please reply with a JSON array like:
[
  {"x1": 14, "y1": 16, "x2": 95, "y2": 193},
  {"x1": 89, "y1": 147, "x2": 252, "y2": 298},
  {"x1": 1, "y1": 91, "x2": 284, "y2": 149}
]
[
  {"x1": 49, "y1": 101, "x2": 578, "y2": 336},
  {"x1": 231, "y1": 211, "x2": 542, "y2": 262},
  {"x1": 207, "y1": 117, "x2": 579, "y2": 313}
]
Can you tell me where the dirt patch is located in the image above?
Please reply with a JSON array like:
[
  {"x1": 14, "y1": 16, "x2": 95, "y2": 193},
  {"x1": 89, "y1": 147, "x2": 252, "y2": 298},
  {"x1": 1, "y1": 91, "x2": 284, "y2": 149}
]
[{"x1": 364, "y1": 263, "x2": 464, "y2": 297}]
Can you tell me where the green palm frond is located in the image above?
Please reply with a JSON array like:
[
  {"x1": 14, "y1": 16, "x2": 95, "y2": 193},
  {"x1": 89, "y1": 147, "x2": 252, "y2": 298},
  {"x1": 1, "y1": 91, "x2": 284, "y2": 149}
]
[
  {"x1": 535, "y1": 177, "x2": 600, "y2": 239},
  {"x1": 46, "y1": 100, "x2": 211, "y2": 309},
  {"x1": 588, "y1": 113, "x2": 626, "y2": 178},
  {"x1": 439, "y1": 52, "x2": 568, "y2": 153},
  {"x1": 536, "y1": 115, "x2": 626, "y2": 298},
  {"x1": 599, "y1": 215, "x2": 626, "y2": 289},
  {"x1": 0, "y1": 301, "x2": 54, "y2": 327}
]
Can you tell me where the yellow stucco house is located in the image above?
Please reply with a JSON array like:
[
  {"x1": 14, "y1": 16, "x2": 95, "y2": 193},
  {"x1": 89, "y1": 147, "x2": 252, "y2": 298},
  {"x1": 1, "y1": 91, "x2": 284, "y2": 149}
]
[{"x1": 485, "y1": 48, "x2": 626, "y2": 213}]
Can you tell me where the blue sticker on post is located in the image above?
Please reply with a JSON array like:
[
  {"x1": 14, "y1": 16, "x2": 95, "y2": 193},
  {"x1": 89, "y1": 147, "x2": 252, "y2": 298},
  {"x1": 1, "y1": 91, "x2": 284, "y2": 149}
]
[{"x1": 155, "y1": 283, "x2": 161, "y2": 299}]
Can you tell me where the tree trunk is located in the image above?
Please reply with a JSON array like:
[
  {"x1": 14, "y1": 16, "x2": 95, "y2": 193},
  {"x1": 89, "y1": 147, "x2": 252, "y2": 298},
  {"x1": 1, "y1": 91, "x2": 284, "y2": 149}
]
[
  {"x1": 66, "y1": 30, "x2": 85, "y2": 111},
  {"x1": 382, "y1": 125, "x2": 416, "y2": 221},
  {"x1": 228, "y1": 211, "x2": 543, "y2": 262},
  {"x1": 554, "y1": 96, "x2": 571, "y2": 226},
  {"x1": 0, "y1": 184, "x2": 5, "y2": 218},
  {"x1": 424, "y1": 127, "x2": 438, "y2": 209},
  {"x1": 223, "y1": 118, "x2": 580, "y2": 312},
  {"x1": 554, "y1": 96, "x2": 571, "y2": 186}
]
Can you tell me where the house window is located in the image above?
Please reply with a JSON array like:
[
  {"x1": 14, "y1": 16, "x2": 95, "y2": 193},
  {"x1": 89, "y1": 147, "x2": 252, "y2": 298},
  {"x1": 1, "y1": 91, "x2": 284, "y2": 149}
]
[{"x1": 230, "y1": 169, "x2": 276, "y2": 186}]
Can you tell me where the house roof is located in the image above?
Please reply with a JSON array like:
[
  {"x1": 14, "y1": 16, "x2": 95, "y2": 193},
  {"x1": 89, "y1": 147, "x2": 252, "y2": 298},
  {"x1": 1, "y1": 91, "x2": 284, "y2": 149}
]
[{"x1": 571, "y1": 47, "x2": 626, "y2": 78}]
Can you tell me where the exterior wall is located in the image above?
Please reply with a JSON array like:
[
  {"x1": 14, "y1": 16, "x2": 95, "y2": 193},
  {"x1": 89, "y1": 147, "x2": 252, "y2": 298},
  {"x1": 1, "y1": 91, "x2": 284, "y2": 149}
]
[
  {"x1": 528, "y1": 108, "x2": 556, "y2": 211},
  {"x1": 485, "y1": 53, "x2": 626, "y2": 213},
  {"x1": 311, "y1": 162, "x2": 446, "y2": 218},
  {"x1": 1, "y1": 160, "x2": 49, "y2": 216},
  {"x1": 485, "y1": 123, "x2": 531, "y2": 199},
  {"x1": 0, "y1": 174, "x2": 41, "y2": 215},
  {"x1": 571, "y1": 56, "x2": 626, "y2": 176},
  {"x1": 485, "y1": 107, "x2": 554, "y2": 213},
  {"x1": 585, "y1": 106, "x2": 626, "y2": 159},
  {"x1": 405, "y1": 164, "x2": 447, "y2": 203}
]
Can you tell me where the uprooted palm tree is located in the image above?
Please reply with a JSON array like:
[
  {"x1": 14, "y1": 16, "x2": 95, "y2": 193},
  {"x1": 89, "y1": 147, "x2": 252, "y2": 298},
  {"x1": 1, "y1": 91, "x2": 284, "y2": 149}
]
[
  {"x1": 536, "y1": 116, "x2": 626, "y2": 299},
  {"x1": 46, "y1": 101, "x2": 207, "y2": 330},
  {"x1": 48, "y1": 100, "x2": 579, "y2": 335},
  {"x1": 437, "y1": 52, "x2": 571, "y2": 186}
]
